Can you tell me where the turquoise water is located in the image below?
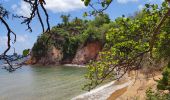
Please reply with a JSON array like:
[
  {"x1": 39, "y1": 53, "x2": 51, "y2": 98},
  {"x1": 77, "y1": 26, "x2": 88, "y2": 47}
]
[{"x1": 0, "y1": 65, "x2": 87, "y2": 100}]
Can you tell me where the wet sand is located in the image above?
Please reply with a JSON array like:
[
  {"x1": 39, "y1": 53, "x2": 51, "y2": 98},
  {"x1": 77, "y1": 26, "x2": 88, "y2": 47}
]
[
  {"x1": 71, "y1": 77, "x2": 132, "y2": 100},
  {"x1": 107, "y1": 87, "x2": 128, "y2": 100}
]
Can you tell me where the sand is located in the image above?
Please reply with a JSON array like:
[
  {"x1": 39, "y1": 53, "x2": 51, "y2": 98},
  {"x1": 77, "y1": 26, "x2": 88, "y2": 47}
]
[
  {"x1": 108, "y1": 71, "x2": 162, "y2": 100},
  {"x1": 71, "y1": 78, "x2": 132, "y2": 100},
  {"x1": 71, "y1": 70, "x2": 162, "y2": 100}
]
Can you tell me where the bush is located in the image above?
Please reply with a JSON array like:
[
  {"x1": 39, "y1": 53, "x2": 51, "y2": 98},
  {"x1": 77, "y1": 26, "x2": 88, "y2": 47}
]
[
  {"x1": 32, "y1": 34, "x2": 50, "y2": 58},
  {"x1": 146, "y1": 88, "x2": 170, "y2": 100},
  {"x1": 146, "y1": 62, "x2": 170, "y2": 100},
  {"x1": 157, "y1": 62, "x2": 170, "y2": 91}
]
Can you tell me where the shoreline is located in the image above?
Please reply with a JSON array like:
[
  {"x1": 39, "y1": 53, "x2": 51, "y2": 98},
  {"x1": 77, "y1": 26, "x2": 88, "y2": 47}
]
[
  {"x1": 71, "y1": 78, "x2": 133, "y2": 100},
  {"x1": 23, "y1": 63, "x2": 87, "y2": 68},
  {"x1": 63, "y1": 64, "x2": 86, "y2": 67}
]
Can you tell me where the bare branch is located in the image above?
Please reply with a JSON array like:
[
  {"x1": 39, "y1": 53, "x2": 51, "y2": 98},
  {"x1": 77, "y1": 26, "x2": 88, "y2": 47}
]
[{"x1": 14, "y1": 0, "x2": 50, "y2": 32}]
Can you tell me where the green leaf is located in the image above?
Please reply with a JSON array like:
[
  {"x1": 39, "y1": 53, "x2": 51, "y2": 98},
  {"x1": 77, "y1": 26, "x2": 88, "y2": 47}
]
[
  {"x1": 102, "y1": 2, "x2": 105, "y2": 7},
  {"x1": 84, "y1": 0, "x2": 91, "y2": 6},
  {"x1": 23, "y1": 49, "x2": 30, "y2": 56},
  {"x1": 145, "y1": 4, "x2": 150, "y2": 8},
  {"x1": 106, "y1": 0, "x2": 112, "y2": 5},
  {"x1": 83, "y1": 12, "x2": 88, "y2": 17}
]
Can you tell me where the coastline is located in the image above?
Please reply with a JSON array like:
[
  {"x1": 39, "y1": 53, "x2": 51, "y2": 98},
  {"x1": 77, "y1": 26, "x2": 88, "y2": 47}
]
[
  {"x1": 63, "y1": 64, "x2": 86, "y2": 68},
  {"x1": 24, "y1": 63, "x2": 87, "y2": 68},
  {"x1": 71, "y1": 78, "x2": 133, "y2": 100}
]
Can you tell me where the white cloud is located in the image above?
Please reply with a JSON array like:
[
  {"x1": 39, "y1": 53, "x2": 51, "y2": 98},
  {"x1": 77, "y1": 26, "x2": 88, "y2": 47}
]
[
  {"x1": 17, "y1": 34, "x2": 29, "y2": 42},
  {"x1": 0, "y1": 34, "x2": 29, "y2": 46},
  {"x1": 11, "y1": 0, "x2": 85, "y2": 16},
  {"x1": 11, "y1": 1, "x2": 31, "y2": 17},
  {"x1": 0, "y1": 34, "x2": 31, "y2": 54},
  {"x1": 117, "y1": 0, "x2": 138, "y2": 4},
  {"x1": 148, "y1": 0, "x2": 164, "y2": 2},
  {"x1": 0, "y1": 36, "x2": 7, "y2": 46},
  {"x1": 138, "y1": 4, "x2": 144, "y2": 10},
  {"x1": 45, "y1": 0, "x2": 85, "y2": 13}
]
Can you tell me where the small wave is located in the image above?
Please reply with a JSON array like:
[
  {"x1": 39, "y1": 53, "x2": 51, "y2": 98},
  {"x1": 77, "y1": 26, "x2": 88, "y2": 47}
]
[
  {"x1": 63, "y1": 64, "x2": 86, "y2": 67},
  {"x1": 71, "y1": 80, "x2": 133, "y2": 100}
]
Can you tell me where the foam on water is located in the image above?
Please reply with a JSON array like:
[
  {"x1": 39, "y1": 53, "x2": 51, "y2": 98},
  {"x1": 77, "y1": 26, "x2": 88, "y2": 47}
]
[{"x1": 72, "y1": 80, "x2": 133, "y2": 100}]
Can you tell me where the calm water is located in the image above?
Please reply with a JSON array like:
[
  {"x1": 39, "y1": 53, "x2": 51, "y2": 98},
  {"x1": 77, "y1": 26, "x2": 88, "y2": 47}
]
[{"x1": 0, "y1": 65, "x2": 87, "y2": 100}]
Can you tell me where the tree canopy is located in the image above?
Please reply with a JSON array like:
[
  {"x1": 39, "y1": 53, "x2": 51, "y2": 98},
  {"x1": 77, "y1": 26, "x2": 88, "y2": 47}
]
[{"x1": 83, "y1": 2, "x2": 170, "y2": 91}]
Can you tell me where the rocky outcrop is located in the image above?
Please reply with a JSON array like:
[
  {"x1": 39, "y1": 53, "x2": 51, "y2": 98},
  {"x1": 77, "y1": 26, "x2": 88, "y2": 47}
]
[
  {"x1": 25, "y1": 56, "x2": 37, "y2": 65},
  {"x1": 27, "y1": 41, "x2": 102, "y2": 65},
  {"x1": 38, "y1": 46, "x2": 63, "y2": 65},
  {"x1": 26, "y1": 46, "x2": 63, "y2": 65},
  {"x1": 72, "y1": 41, "x2": 102, "y2": 64}
]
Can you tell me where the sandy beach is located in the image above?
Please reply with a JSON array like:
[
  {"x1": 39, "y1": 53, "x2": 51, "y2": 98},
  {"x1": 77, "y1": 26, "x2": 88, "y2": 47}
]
[
  {"x1": 72, "y1": 71, "x2": 162, "y2": 100},
  {"x1": 71, "y1": 77, "x2": 133, "y2": 100}
]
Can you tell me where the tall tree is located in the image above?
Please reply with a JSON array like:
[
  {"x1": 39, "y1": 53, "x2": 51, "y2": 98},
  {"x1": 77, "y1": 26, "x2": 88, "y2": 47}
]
[{"x1": 60, "y1": 14, "x2": 70, "y2": 25}]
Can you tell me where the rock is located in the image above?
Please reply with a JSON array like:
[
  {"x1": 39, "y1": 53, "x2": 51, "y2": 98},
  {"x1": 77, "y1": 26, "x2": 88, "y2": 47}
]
[
  {"x1": 72, "y1": 41, "x2": 102, "y2": 64},
  {"x1": 27, "y1": 41, "x2": 103, "y2": 65},
  {"x1": 26, "y1": 46, "x2": 63, "y2": 65},
  {"x1": 38, "y1": 46, "x2": 63, "y2": 65},
  {"x1": 25, "y1": 57, "x2": 37, "y2": 65}
]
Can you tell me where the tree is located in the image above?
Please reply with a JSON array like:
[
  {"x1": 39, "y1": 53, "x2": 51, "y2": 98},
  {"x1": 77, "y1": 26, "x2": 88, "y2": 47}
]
[
  {"x1": 73, "y1": 17, "x2": 83, "y2": 26},
  {"x1": 0, "y1": 0, "x2": 49, "y2": 71},
  {"x1": 82, "y1": 0, "x2": 113, "y2": 16},
  {"x1": 83, "y1": 2, "x2": 170, "y2": 90},
  {"x1": 60, "y1": 14, "x2": 70, "y2": 25}
]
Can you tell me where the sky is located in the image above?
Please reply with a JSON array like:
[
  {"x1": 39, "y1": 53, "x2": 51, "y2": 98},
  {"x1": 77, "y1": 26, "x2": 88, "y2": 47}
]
[{"x1": 0, "y1": 0, "x2": 163, "y2": 54}]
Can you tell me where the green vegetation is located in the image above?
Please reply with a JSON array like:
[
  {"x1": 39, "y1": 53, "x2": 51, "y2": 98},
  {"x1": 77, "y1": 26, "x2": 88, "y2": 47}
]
[
  {"x1": 84, "y1": 2, "x2": 170, "y2": 91},
  {"x1": 146, "y1": 63, "x2": 170, "y2": 100},
  {"x1": 146, "y1": 88, "x2": 170, "y2": 100},
  {"x1": 32, "y1": 33, "x2": 50, "y2": 59},
  {"x1": 32, "y1": 14, "x2": 112, "y2": 60},
  {"x1": 157, "y1": 62, "x2": 170, "y2": 91},
  {"x1": 32, "y1": 1, "x2": 170, "y2": 98}
]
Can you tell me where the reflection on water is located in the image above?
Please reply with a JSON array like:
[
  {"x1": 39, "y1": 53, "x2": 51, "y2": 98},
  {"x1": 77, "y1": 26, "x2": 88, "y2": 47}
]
[{"x1": 0, "y1": 65, "x2": 86, "y2": 100}]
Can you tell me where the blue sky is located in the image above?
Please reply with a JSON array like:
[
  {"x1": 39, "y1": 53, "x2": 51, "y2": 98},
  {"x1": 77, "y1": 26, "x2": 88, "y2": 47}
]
[{"x1": 0, "y1": 0, "x2": 163, "y2": 54}]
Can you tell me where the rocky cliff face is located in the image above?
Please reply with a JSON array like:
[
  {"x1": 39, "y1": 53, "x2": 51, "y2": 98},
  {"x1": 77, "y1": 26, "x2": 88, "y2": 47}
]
[
  {"x1": 27, "y1": 41, "x2": 102, "y2": 65},
  {"x1": 26, "y1": 46, "x2": 63, "y2": 65},
  {"x1": 72, "y1": 41, "x2": 102, "y2": 64},
  {"x1": 38, "y1": 46, "x2": 63, "y2": 65}
]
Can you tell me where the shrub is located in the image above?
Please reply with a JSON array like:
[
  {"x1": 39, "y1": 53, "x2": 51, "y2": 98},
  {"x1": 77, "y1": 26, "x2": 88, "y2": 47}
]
[
  {"x1": 157, "y1": 62, "x2": 170, "y2": 92},
  {"x1": 146, "y1": 88, "x2": 170, "y2": 100}
]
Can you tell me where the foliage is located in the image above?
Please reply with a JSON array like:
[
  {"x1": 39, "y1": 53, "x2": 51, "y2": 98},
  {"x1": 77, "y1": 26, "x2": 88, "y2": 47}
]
[
  {"x1": 81, "y1": 14, "x2": 111, "y2": 44},
  {"x1": 157, "y1": 62, "x2": 170, "y2": 91},
  {"x1": 23, "y1": 49, "x2": 30, "y2": 57},
  {"x1": 82, "y1": 0, "x2": 112, "y2": 16},
  {"x1": 32, "y1": 14, "x2": 111, "y2": 60},
  {"x1": 82, "y1": 0, "x2": 112, "y2": 6},
  {"x1": 146, "y1": 62, "x2": 170, "y2": 100},
  {"x1": 146, "y1": 88, "x2": 170, "y2": 100},
  {"x1": 60, "y1": 14, "x2": 70, "y2": 25},
  {"x1": 84, "y1": 2, "x2": 170, "y2": 90},
  {"x1": 156, "y1": 17, "x2": 170, "y2": 60},
  {"x1": 0, "y1": 4, "x2": 8, "y2": 18},
  {"x1": 32, "y1": 34, "x2": 50, "y2": 59},
  {"x1": 0, "y1": 0, "x2": 49, "y2": 72}
]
